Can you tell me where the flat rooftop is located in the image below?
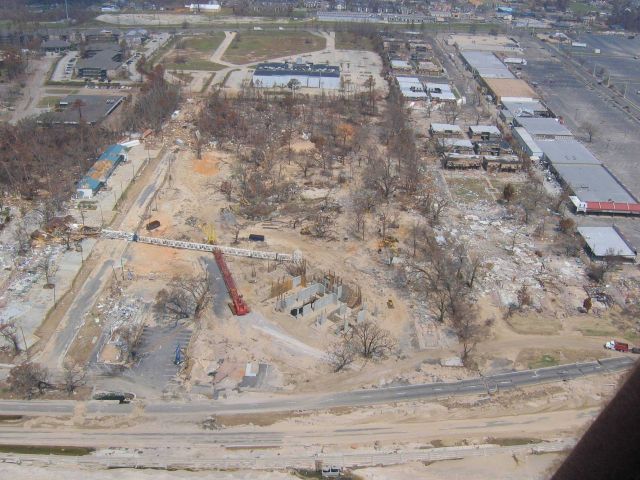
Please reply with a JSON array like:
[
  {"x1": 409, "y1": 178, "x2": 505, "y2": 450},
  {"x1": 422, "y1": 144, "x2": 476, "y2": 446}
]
[
  {"x1": 469, "y1": 125, "x2": 501, "y2": 135},
  {"x1": 515, "y1": 117, "x2": 573, "y2": 137},
  {"x1": 430, "y1": 123, "x2": 463, "y2": 133},
  {"x1": 553, "y1": 163, "x2": 636, "y2": 203},
  {"x1": 483, "y1": 78, "x2": 539, "y2": 100},
  {"x1": 441, "y1": 138, "x2": 474, "y2": 148},
  {"x1": 448, "y1": 34, "x2": 522, "y2": 52},
  {"x1": 49, "y1": 94, "x2": 125, "y2": 124},
  {"x1": 460, "y1": 51, "x2": 514, "y2": 79},
  {"x1": 502, "y1": 99, "x2": 548, "y2": 115},
  {"x1": 396, "y1": 76, "x2": 427, "y2": 98},
  {"x1": 577, "y1": 226, "x2": 636, "y2": 258},
  {"x1": 77, "y1": 43, "x2": 122, "y2": 71},
  {"x1": 254, "y1": 61, "x2": 340, "y2": 78},
  {"x1": 538, "y1": 139, "x2": 601, "y2": 166}
]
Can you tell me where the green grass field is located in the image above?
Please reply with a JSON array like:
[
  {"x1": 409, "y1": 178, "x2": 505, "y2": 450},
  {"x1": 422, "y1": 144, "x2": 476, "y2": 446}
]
[
  {"x1": 163, "y1": 60, "x2": 225, "y2": 71},
  {"x1": 223, "y1": 31, "x2": 326, "y2": 64},
  {"x1": 37, "y1": 96, "x2": 63, "y2": 108},
  {"x1": 177, "y1": 33, "x2": 226, "y2": 53}
]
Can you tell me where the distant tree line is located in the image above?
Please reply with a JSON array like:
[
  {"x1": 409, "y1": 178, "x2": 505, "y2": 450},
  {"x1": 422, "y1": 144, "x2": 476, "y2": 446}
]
[{"x1": 610, "y1": 0, "x2": 640, "y2": 31}]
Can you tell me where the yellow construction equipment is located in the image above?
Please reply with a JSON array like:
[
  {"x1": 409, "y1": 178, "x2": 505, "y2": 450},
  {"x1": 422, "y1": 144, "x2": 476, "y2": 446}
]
[{"x1": 202, "y1": 223, "x2": 217, "y2": 244}]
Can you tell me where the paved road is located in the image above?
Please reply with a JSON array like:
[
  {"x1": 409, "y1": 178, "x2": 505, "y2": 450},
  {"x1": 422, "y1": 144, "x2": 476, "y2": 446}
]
[
  {"x1": 0, "y1": 356, "x2": 633, "y2": 417},
  {"x1": 0, "y1": 438, "x2": 575, "y2": 470}
]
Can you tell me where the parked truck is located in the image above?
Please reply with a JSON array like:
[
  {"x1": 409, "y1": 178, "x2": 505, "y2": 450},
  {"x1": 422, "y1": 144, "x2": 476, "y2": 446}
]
[{"x1": 604, "y1": 340, "x2": 629, "y2": 352}]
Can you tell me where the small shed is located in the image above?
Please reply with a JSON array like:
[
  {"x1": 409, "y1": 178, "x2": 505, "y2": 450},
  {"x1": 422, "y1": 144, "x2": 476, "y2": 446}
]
[
  {"x1": 430, "y1": 123, "x2": 463, "y2": 137},
  {"x1": 468, "y1": 125, "x2": 502, "y2": 142}
]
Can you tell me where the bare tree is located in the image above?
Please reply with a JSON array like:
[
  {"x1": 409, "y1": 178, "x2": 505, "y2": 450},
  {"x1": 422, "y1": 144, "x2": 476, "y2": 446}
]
[
  {"x1": 327, "y1": 337, "x2": 357, "y2": 372},
  {"x1": 12, "y1": 223, "x2": 31, "y2": 255},
  {"x1": 115, "y1": 325, "x2": 141, "y2": 362},
  {"x1": 61, "y1": 364, "x2": 86, "y2": 396},
  {"x1": 7, "y1": 362, "x2": 53, "y2": 399},
  {"x1": 155, "y1": 261, "x2": 212, "y2": 320},
  {"x1": 449, "y1": 300, "x2": 485, "y2": 364},
  {"x1": 0, "y1": 321, "x2": 22, "y2": 355},
  {"x1": 306, "y1": 212, "x2": 337, "y2": 239},
  {"x1": 364, "y1": 154, "x2": 399, "y2": 199},
  {"x1": 349, "y1": 320, "x2": 395, "y2": 359},
  {"x1": 581, "y1": 121, "x2": 596, "y2": 143},
  {"x1": 441, "y1": 102, "x2": 461, "y2": 124},
  {"x1": 418, "y1": 191, "x2": 451, "y2": 226}
]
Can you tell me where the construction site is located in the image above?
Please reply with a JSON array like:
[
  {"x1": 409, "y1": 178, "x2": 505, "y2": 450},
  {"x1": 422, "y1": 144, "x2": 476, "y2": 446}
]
[{"x1": 1, "y1": 25, "x2": 639, "y2": 479}]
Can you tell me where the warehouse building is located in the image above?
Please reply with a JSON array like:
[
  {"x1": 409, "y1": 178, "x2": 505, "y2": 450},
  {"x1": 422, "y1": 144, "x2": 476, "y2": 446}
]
[
  {"x1": 512, "y1": 127, "x2": 543, "y2": 159},
  {"x1": 577, "y1": 226, "x2": 636, "y2": 261},
  {"x1": 514, "y1": 117, "x2": 573, "y2": 140},
  {"x1": 252, "y1": 61, "x2": 340, "y2": 89},
  {"x1": 500, "y1": 99, "x2": 551, "y2": 124},
  {"x1": 556, "y1": 163, "x2": 636, "y2": 203},
  {"x1": 459, "y1": 50, "x2": 514, "y2": 79},
  {"x1": 538, "y1": 139, "x2": 601, "y2": 167}
]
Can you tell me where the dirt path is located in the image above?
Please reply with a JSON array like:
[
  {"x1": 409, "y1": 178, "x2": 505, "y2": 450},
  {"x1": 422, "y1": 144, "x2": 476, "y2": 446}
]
[{"x1": 209, "y1": 31, "x2": 236, "y2": 67}]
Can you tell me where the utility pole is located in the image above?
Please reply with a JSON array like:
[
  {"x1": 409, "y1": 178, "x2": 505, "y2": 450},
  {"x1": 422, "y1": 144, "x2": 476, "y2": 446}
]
[{"x1": 64, "y1": 0, "x2": 70, "y2": 23}]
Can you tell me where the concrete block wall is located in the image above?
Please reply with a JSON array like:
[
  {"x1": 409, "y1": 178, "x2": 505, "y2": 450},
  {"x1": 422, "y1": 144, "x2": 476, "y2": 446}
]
[{"x1": 278, "y1": 283, "x2": 324, "y2": 310}]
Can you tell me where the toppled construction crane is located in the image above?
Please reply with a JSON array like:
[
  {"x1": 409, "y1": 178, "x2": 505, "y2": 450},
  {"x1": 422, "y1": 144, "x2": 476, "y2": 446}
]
[{"x1": 214, "y1": 250, "x2": 250, "y2": 316}]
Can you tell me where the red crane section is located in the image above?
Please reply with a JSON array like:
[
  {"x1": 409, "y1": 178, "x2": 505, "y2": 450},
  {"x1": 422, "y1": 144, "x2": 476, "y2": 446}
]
[{"x1": 213, "y1": 250, "x2": 250, "y2": 316}]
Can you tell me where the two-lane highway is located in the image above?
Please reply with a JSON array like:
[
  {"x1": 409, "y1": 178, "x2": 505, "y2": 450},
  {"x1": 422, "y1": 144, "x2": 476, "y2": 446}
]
[{"x1": 0, "y1": 356, "x2": 633, "y2": 417}]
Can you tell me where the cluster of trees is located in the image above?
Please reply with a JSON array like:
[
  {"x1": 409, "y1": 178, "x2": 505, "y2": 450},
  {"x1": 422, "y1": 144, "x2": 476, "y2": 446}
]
[
  {"x1": 154, "y1": 261, "x2": 213, "y2": 323},
  {"x1": 122, "y1": 65, "x2": 180, "y2": 132},
  {"x1": 0, "y1": 0, "x2": 97, "y2": 24},
  {"x1": 328, "y1": 320, "x2": 396, "y2": 372},
  {"x1": 6, "y1": 362, "x2": 85, "y2": 399},
  {"x1": 409, "y1": 229, "x2": 487, "y2": 363},
  {"x1": 0, "y1": 47, "x2": 27, "y2": 81},
  {"x1": 610, "y1": 0, "x2": 640, "y2": 31},
  {"x1": 0, "y1": 119, "x2": 117, "y2": 201},
  {"x1": 197, "y1": 81, "x2": 376, "y2": 220}
]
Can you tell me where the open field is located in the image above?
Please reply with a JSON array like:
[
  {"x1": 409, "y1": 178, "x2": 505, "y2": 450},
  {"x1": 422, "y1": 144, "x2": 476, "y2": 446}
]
[
  {"x1": 179, "y1": 33, "x2": 226, "y2": 53},
  {"x1": 163, "y1": 59, "x2": 225, "y2": 71},
  {"x1": 336, "y1": 30, "x2": 376, "y2": 51},
  {"x1": 223, "y1": 31, "x2": 326, "y2": 64},
  {"x1": 160, "y1": 33, "x2": 227, "y2": 71},
  {"x1": 36, "y1": 96, "x2": 62, "y2": 108}
]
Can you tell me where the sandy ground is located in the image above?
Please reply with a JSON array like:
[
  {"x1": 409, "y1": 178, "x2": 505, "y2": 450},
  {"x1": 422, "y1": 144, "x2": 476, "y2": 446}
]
[
  {"x1": 354, "y1": 454, "x2": 561, "y2": 480},
  {"x1": 0, "y1": 465, "x2": 298, "y2": 480}
]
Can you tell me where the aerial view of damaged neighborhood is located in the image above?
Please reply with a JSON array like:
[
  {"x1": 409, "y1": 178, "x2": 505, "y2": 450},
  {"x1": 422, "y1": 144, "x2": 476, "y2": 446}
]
[{"x1": 2, "y1": 0, "x2": 640, "y2": 478}]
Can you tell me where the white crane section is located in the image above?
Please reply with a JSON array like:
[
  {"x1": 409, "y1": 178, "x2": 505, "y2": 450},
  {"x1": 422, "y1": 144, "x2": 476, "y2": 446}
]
[{"x1": 101, "y1": 229, "x2": 301, "y2": 262}]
